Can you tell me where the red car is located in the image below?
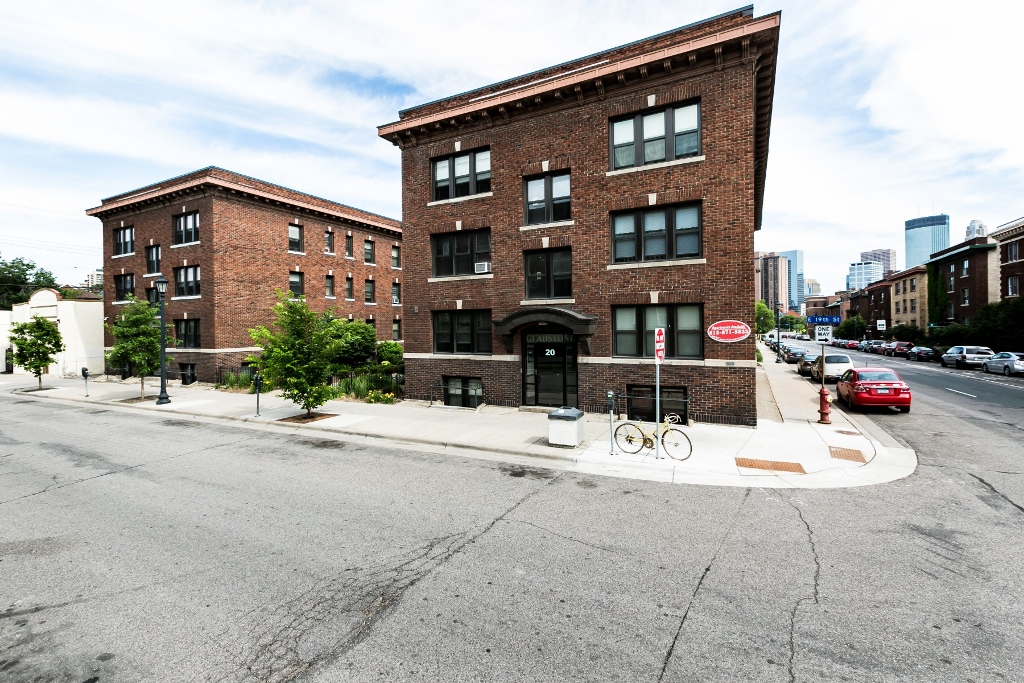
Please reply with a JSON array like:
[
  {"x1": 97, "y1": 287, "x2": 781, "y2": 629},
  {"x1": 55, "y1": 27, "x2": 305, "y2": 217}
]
[
  {"x1": 836, "y1": 368, "x2": 912, "y2": 413},
  {"x1": 844, "y1": 340, "x2": 859, "y2": 349}
]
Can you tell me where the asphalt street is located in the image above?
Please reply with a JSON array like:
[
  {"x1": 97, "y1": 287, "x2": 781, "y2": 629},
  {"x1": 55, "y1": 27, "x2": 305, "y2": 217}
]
[{"x1": 2, "y1": 373, "x2": 1024, "y2": 682}]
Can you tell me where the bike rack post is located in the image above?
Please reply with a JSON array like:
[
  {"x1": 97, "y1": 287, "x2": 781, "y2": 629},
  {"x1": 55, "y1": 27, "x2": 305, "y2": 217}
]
[{"x1": 606, "y1": 390, "x2": 615, "y2": 455}]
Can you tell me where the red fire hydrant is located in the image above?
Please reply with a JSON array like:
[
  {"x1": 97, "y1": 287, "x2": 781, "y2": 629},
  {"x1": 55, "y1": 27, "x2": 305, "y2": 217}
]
[{"x1": 818, "y1": 387, "x2": 833, "y2": 424}]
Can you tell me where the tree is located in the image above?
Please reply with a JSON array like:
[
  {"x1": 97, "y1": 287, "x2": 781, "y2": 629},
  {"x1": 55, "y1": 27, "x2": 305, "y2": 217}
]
[
  {"x1": 835, "y1": 314, "x2": 867, "y2": 340},
  {"x1": 249, "y1": 292, "x2": 346, "y2": 417},
  {"x1": 0, "y1": 252, "x2": 57, "y2": 310},
  {"x1": 10, "y1": 316, "x2": 65, "y2": 389},
  {"x1": 106, "y1": 296, "x2": 165, "y2": 398},
  {"x1": 335, "y1": 320, "x2": 378, "y2": 368},
  {"x1": 887, "y1": 324, "x2": 924, "y2": 345},
  {"x1": 779, "y1": 314, "x2": 806, "y2": 334},
  {"x1": 966, "y1": 297, "x2": 1024, "y2": 349},
  {"x1": 376, "y1": 341, "x2": 404, "y2": 366},
  {"x1": 755, "y1": 300, "x2": 775, "y2": 334}
]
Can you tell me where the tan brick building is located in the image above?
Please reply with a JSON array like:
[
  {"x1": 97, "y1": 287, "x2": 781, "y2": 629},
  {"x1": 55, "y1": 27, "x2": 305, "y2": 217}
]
[
  {"x1": 991, "y1": 217, "x2": 1024, "y2": 300},
  {"x1": 88, "y1": 167, "x2": 402, "y2": 383},
  {"x1": 377, "y1": 8, "x2": 780, "y2": 425},
  {"x1": 888, "y1": 265, "x2": 928, "y2": 329}
]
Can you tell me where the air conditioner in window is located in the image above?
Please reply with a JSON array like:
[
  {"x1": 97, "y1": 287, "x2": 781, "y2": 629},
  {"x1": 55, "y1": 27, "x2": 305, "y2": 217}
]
[{"x1": 474, "y1": 262, "x2": 492, "y2": 274}]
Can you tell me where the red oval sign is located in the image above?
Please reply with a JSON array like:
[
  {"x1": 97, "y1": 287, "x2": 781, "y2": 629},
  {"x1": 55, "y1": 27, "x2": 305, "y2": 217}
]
[{"x1": 707, "y1": 320, "x2": 751, "y2": 343}]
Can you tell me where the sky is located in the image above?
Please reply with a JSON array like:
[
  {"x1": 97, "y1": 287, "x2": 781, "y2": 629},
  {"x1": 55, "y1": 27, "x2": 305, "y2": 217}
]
[{"x1": 1, "y1": 0, "x2": 1022, "y2": 295}]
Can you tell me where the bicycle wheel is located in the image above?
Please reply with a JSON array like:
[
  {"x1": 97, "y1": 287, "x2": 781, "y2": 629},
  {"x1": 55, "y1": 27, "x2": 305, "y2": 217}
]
[
  {"x1": 614, "y1": 422, "x2": 646, "y2": 454},
  {"x1": 661, "y1": 427, "x2": 692, "y2": 461}
]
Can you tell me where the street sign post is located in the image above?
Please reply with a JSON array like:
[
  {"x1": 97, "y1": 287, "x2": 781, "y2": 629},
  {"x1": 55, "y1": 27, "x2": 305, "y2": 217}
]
[
  {"x1": 814, "y1": 326, "x2": 833, "y2": 423},
  {"x1": 877, "y1": 320, "x2": 887, "y2": 331},
  {"x1": 654, "y1": 327, "x2": 665, "y2": 459},
  {"x1": 815, "y1": 325, "x2": 833, "y2": 344},
  {"x1": 807, "y1": 316, "x2": 842, "y2": 326}
]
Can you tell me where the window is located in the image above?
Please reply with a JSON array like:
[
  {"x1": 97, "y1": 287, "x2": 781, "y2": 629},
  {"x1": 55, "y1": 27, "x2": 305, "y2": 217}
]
[
  {"x1": 392, "y1": 319, "x2": 402, "y2": 341},
  {"x1": 431, "y1": 229, "x2": 491, "y2": 277},
  {"x1": 364, "y1": 279, "x2": 375, "y2": 303},
  {"x1": 173, "y1": 212, "x2": 199, "y2": 244},
  {"x1": 365, "y1": 318, "x2": 376, "y2": 329},
  {"x1": 524, "y1": 249, "x2": 572, "y2": 299},
  {"x1": 392, "y1": 245, "x2": 401, "y2": 268},
  {"x1": 113, "y1": 226, "x2": 134, "y2": 256},
  {"x1": 947, "y1": 276, "x2": 955, "y2": 292},
  {"x1": 325, "y1": 275, "x2": 335, "y2": 297},
  {"x1": 289, "y1": 272, "x2": 303, "y2": 297},
  {"x1": 364, "y1": 240, "x2": 375, "y2": 264},
  {"x1": 325, "y1": 231, "x2": 335, "y2": 254},
  {"x1": 392, "y1": 283, "x2": 401, "y2": 304},
  {"x1": 895, "y1": 302, "x2": 900, "y2": 314},
  {"x1": 443, "y1": 377, "x2": 484, "y2": 408},
  {"x1": 611, "y1": 102, "x2": 700, "y2": 169},
  {"x1": 146, "y1": 287, "x2": 158, "y2": 304},
  {"x1": 174, "y1": 319, "x2": 201, "y2": 348},
  {"x1": 114, "y1": 274, "x2": 134, "y2": 301},
  {"x1": 288, "y1": 224, "x2": 303, "y2": 252},
  {"x1": 612, "y1": 204, "x2": 701, "y2": 263},
  {"x1": 345, "y1": 235, "x2": 353, "y2": 257},
  {"x1": 145, "y1": 245, "x2": 161, "y2": 274},
  {"x1": 910, "y1": 299, "x2": 917, "y2": 312},
  {"x1": 613, "y1": 305, "x2": 702, "y2": 358},
  {"x1": 179, "y1": 364, "x2": 197, "y2": 386},
  {"x1": 345, "y1": 276, "x2": 353, "y2": 299},
  {"x1": 174, "y1": 266, "x2": 200, "y2": 297},
  {"x1": 626, "y1": 385, "x2": 689, "y2": 424},
  {"x1": 961, "y1": 259, "x2": 969, "y2": 277},
  {"x1": 525, "y1": 173, "x2": 571, "y2": 224},
  {"x1": 947, "y1": 302, "x2": 954, "y2": 320},
  {"x1": 910, "y1": 277, "x2": 917, "y2": 292},
  {"x1": 1009, "y1": 275, "x2": 1020, "y2": 297},
  {"x1": 433, "y1": 310, "x2": 492, "y2": 354},
  {"x1": 961, "y1": 288, "x2": 969, "y2": 305},
  {"x1": 432, "y1": 149, "x2": 491, "y2": 200},
  {"x1": 1009, "y1": 241, "x2": 1020, "y2": 262},
  {"x1": 948, "y1": 263, "x2": 955, "y2": 273}
]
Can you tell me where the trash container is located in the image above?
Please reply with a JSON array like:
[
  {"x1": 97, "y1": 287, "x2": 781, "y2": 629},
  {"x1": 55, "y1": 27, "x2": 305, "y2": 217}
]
[{"x1": 547, "y1": 407, "x2": 585, "y2": 447}]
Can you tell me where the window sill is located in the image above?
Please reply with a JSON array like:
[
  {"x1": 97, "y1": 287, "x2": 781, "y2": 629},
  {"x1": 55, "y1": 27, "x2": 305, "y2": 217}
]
[
  {"x1": 345, "y1": 256, "x2": 355, "y2": 260},
  {"x1": 427, "y1": 191, "x2": 493, "y2": 207},
  {"x1": 111, "y1": 252, "x2": 135, "y2": 259},
  {"x1": 365, "y1": 302, "x2": 377, "y2": 306},
  {"x1": 365, "y1": 262, "x2": 377, "y2": 266},
  {"x1": 326, "y1": 296, "x2": 337, "y2": 299},
  {"x1": 519, "y1": 220, "x2": 574, "y2": 232},
  {"x1": 345, "y1": 298, "x2": 355, "y2": 302},
  {"x1": 521, "y1": 298, "x2": 575, "y2": 306},
  {"x1": 427, "y1": 273, "x2": 494, "y2": 283},
  {"x1": 170, "y1": 241, "x2": 200, "y2": 249},
  {"x1": 143, "y1": 272, "x2": 162, "y2": 278},
  {"x1": 392, "y1": 302, "x2": 402, "y2": 307},
  {"x1": 392, "y1": 266, "x2": 403, "y2": 271},
  {"x1": 288, "y1": 251, "x2": 306, "y2": 256},
  {"x1": 325, "y1": 251, "x2": 335, "y2": 256},
  {"x1": 112, "y1": 300, "x2": 131, "y2": 305},
  {"x1": 171, "y1": 295, "x2": 201, "y2": 301},
  {"x1": 606, "y1": 155, "x2": 705, "y2": 177},
  {"x1": 606, "y1": 258, "x2": 706, "y2": 270}
]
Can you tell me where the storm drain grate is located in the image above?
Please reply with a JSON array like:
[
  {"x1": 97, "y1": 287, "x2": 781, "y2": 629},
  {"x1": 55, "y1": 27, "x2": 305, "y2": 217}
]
[
  {"x1": 735, "y1": 458, "x2": 806, "y2": 473},
  {"x1": 829, "y1": 446, "x2": 866, "y2": 463}
]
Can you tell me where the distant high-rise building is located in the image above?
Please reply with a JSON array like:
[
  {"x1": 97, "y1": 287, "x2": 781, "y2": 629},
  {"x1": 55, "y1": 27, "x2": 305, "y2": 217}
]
[
  {"x1": 860, "y1": 248, "x2": 896, "y2": 274},
  {"x1": 779, "y1": 249, "x2": 805, "y2": 311},
  {"x1": 966, "y1": 219, "x2": 987, "y2": 240},
  {"x1": 805, "y1": 278, "x2": 821, "y2": 296},
  {"x1": 83, "y1": 268, "x2": 103, "y2": 289},
  {"x1": 846, "y1": 261, "x2": 884, "y2": 291},
  {"x1": 754, "y1": 252, "x2": 790, "y2": 313},
  {"x1": 905, "y1": 214, "x2": 950, "y2": 267}
]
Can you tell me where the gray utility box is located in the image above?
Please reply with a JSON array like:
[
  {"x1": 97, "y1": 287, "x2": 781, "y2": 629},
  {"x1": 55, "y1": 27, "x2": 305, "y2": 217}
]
[{"x1": 547, "y1": 407, "x2": 585, "y2": 447}]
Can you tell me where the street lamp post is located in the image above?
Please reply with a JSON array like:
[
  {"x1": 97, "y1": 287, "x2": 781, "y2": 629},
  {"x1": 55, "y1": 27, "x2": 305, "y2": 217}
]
[
  {"x1": 155, "y1": 277, "x2": 171, "y2": 405},
  {"x1": 775, "y1": 302, "x2": 783, "y2": 363}
]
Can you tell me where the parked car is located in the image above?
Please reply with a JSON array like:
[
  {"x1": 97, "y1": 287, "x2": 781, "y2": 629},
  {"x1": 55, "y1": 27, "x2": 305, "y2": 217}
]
[
  {"x1": 868, "y1": 340, "x2": 886, "y2": 354},
  {"x1": 884, "y1": 341, "x2": 914, "y2": 357},
  {"x1": 857, "y1": 340, "x2": 870, "y2": 352},
  {"x1": 907, "y1": 346, "x2": 937, "y2": 362},
  {"x1": 798, "y1": 353, "x2": 820, "y2": 376},
  {"x1": 836, "y1": 368, "x2": 911, "y2": 412},
  {"x1": 983, "y1": 352, "x2": 1024, "y2": 376},
  {"x1": 785, "y1": 347, "x2": 807, "y2": 363},
  {"x1": 844, "y1": 340, "x2": 859, "y2": 350},
  {"x1": 941, "y1": 345, "x2": 995, "y2": 369},
  {"x1": 811, "y1": 354, "x2": 855, "y2": 382},
  {"x1": 797, "y1": 334, "x2": 811, "y2": 341}
]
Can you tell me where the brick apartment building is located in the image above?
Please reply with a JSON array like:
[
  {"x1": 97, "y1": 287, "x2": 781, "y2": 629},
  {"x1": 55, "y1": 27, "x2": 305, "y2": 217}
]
[
  {"x1": 889, "y1": 265, "x2": 928, "y2": 329},
  {"x1": 925, "y1": 236, "x2": 999, "y2": 326},
  {"x1": 848, "y1": 279, "x2": 891, "y2": 339},
  {"x1": 377, "y1": 7, "x2": 780, "y2": 425},
  {"x1": 754, "y1": 251, "x2": 789, "y2": 314},
  {"x1": 805, "y1": 291, "x2": 848, "y2": 320},
  {"x1": 87, "y1": 167, "x2": 402, "y2": 383},
  {"x1": 991, "y1": 217, "x2": 1023, "y2": 300}
]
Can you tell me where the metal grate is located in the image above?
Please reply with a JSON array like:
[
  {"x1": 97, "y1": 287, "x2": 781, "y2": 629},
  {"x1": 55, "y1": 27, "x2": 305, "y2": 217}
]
[
  {"x1": 735, "y1": 458, "x2": 806, "y2": 473},
  {"x1": 829, "y1": 446, "x2": 866, "y2": 463}
]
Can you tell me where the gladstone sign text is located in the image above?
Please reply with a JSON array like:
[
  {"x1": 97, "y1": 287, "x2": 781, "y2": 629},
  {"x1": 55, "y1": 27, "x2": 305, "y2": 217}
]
[{"x1": 707, "y1": 320, "x2": 751, "y2": 343}]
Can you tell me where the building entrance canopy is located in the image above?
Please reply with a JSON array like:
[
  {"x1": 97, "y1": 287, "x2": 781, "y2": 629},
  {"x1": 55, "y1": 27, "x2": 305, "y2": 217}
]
[{"x1": 492, "y1": 307, "x2": 598, "y2": 354}]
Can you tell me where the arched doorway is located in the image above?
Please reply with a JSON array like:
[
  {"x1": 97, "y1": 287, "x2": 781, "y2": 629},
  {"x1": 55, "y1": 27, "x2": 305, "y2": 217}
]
[{"x1": 522, "y1": 325, "x2": 577, "y2": 408}]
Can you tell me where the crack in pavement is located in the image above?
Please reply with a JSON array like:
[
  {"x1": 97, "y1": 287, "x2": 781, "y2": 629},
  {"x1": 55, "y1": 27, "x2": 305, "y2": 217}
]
[
  {"x1": 657, "y1": 488, "x2": 751, "y2": 683},
  {"x1": 502, "y1": 518, "x2": 618, "y2": 553},
  {"x1": 785, "y1": 499, "x2": 821, "y2": 683},
  {"x1": 968, "y1": 473, "x2": 1024, "y2": 516}
]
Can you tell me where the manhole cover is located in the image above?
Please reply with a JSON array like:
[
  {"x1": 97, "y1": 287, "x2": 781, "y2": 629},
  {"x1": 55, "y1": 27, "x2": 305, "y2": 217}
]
[
  {"x1": 829, "y1": 446, "x2": 866, "y2": 463},
  {"x1": 735, "y1": 458, "x2": 806, "y2": 473},
  {"x1": 835, "y1": 430, "x2": 859, "y2": 436}
]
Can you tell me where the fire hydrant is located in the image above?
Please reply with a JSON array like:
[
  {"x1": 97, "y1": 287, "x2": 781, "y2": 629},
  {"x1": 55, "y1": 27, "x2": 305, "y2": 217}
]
[{"x1": 818, "y1": 387, "x2": 833, "y2": 424}]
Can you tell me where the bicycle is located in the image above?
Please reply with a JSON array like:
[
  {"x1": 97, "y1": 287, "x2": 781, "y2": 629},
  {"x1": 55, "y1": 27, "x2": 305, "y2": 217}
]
[{"x1": 613, "y1": 413, "x2": 692, "y2": 460}]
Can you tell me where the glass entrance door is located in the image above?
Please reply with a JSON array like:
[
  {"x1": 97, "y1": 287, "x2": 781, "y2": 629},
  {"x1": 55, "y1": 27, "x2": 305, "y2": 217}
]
[{"x1": 523, "y1": 331, "x2": 577, "y2": 407}]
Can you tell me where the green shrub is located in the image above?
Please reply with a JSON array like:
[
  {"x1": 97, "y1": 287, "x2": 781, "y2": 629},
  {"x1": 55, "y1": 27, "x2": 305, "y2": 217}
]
[
  {"x1": 365, "y1": 389, "x2": 396, "y2": 404},
  {"x1": 755, "y1": 348, "x2": 763, "y2": 363},
  {"x1": 376, "y1": 341, "x2": 404, "y2": 365}
]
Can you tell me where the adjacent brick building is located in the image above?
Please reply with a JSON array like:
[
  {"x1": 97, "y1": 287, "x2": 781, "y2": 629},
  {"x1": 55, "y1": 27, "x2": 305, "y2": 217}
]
[
  {"x1": 888, "y1": 265, "x2": 928, "y2": 329},
  {"x1": 991, "y1": 217, "x2": 1023, "y2": 300},
  {"x1": 847, "y1": 279, "x2": 891, "y2": 339},
  {"x1": 377, "y1": 7, "x2": 780, "y2": 425},
  {"x1": 87, "y1": 167, "x2": 402, "y2": 382},
  {"x1": 925, "y1": 236, "x2": 999, "y2": 326}
]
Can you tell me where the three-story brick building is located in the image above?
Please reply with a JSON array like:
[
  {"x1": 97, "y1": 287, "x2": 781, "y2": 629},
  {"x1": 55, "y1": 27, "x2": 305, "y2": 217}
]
[
  {"x1": 377, "y1": 7, "x2": 780, "y2": 425},
  {"x1": 88, "y1": 167, "x2": 402, "y2": 383}
]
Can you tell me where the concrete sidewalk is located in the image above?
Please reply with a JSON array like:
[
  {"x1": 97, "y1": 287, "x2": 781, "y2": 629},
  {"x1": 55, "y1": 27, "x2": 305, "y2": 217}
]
[{"x1": 8, "y1": 352, "x2": 916, "y2": 488}]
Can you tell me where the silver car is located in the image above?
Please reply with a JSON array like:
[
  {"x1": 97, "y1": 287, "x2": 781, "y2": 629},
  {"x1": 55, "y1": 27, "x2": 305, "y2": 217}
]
[
  {"x1": 941, "y1": 345, "x2": 995, "y2": 369},
  {"x1": 982, "y1": 352, "x2": 1024, "y2": 376}
]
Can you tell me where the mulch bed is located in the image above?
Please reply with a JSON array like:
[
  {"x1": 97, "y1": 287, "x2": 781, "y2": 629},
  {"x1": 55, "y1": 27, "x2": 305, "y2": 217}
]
[
  {"x1": 277, "y1": 412, "x2": 338, "y2": 424},
  {"x1": 117, "y1": 396, "x2": 158, "y2": 404}
]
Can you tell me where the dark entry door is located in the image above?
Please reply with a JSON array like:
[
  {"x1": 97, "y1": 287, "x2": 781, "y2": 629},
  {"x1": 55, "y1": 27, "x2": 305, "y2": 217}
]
[{"x1": 523, "y1": 331, "x2": 577, "y2": 407}]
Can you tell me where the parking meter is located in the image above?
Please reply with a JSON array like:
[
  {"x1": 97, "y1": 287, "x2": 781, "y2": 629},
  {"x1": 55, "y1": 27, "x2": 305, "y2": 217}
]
[
  {"x1": 253, "y1": 374, "x2": 264, "y2": 417},
  {"x1": 82, "y1": 367, "x2": 90, "y2": 396},
  {"x1": 606, "y1": 390, "x2": 615, "y2": 455}
]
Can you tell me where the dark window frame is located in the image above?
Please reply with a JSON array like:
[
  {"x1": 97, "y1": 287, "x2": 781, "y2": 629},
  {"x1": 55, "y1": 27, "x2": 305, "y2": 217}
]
[
  {"x1": 523, "y1": 172, "x2": 571, "y2": 225},
  {"x1": 431, "y1": 148, "x2": 491, "y2": 201},
  {"x1": 442, "y1": 376, "x2": 484, "y2": 408},
  {"x1": 364, "y1": 279, "x2": 375, "y2": 303},
  {"x1": 609, "y1": 100, "x2": 701, "y2": 170},
  {"x1": 345, "y1": 234, "x2": 353, "y2": 257},
  {"x1": 174, "y1": 319, "x2": 201, "y2": 349},
  {"x1": 173, "y1": 212, "x2": 200, "y2": 245},
  {"x1": 364, "y1": 240, "x2": 375, "y2": 264},
  {"x1": 179, "y1": 363, "x2": 198, "y2": 385},
  {"x1": 324, "y1": 230, "x2": 335, "y2": 254},
  {"x1": 345, "y1": 276, "x2": 353, "y2": 299},
  {"x1": 325, "y1": 274, "x2": 335, "y2": 297},
  {"x1": 145, "y1": 287, "x2": 158, "y2": 304},
  {"x1": 431, "y1": 228, "x2": 492, "y2": 277},
  {"x1": 392, "y1": 319, "x2": 402, "y2": 341},
  {"x1": 392, "y1": 283, "x2": 401, "y2": 304},
  {"x1": 611, "y1": 203, "x2": 702, "y2": 264},
  {"x1": 289, "y1": 272, "x2": 304, "y2": 297},
  {"x1": 114, "y1": 274, "x2": 134, "y2": 301},
  {"x1": 113, "y1": 226, "x2": 134, "y2": 256},
  {"x1": 524, "y1": 248, "x2": 572, "y2": 300},
  {"x1": 612, "y1": 304, "x2": 704, "y2": 359},
  {"x1": 288, "y1": 224, "x2": 304, "y2": 253},
  {"x1": 391, "y1": 245, "x2": 401, "y2": 268},
  {"x1": 174, "y1": 265, "x2": 200, "y2": 297},
  {"x1": 432, "y1": 310, "x2": 492, "y2": 354},
  {"x1": 145, "y1": 245, "x2": 161, "y2": 274}
]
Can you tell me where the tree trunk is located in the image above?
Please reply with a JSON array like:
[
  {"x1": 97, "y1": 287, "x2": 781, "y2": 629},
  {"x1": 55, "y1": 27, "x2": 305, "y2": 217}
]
[
  {"x1": 141, "y1": 375, "x2": 145, "y2": 398},
  {"x1": 37, "y1": 373, "x2": 42, "y2": 390}
]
